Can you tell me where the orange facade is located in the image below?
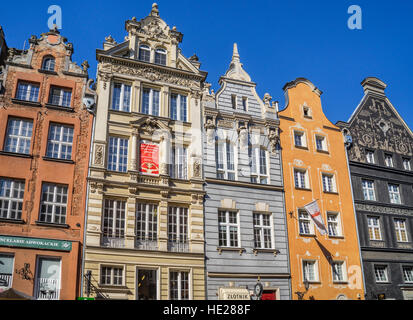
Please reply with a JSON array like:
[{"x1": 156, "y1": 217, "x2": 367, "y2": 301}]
[
  {"x1": 278, "y1": 78, "x2": 365, "y2": 300},
  {"x1": 0, "y1": 29, "x2": 93, "y2": 299}
]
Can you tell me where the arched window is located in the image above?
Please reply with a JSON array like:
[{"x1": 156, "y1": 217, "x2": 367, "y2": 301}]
[
  {"x1": 42, "y1": 56, "x2": 55, "y2": 71},
  {"x1": 154, "y1": 48, "x2": 167, "y2": 65},
  {"x1": 138, "y1": 45, "x2": 150, "y2": 62}
]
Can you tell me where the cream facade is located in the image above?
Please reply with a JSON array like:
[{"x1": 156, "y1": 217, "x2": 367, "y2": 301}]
[{"x1": 82, "y1": 4, "x2": 207, "y2": 300}]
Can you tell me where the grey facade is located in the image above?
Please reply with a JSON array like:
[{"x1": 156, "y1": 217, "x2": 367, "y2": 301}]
[
  {"x1": 337, "y1": 77, "x2": 413, "y2": 300},
  {"x1": 202, "y1": 44, "x2": 290, "y2": 300}
]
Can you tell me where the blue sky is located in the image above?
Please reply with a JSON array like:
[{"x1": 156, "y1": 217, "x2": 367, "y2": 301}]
[{"x1": 2, "y1": 0, "x2": 413, "y2": 127}]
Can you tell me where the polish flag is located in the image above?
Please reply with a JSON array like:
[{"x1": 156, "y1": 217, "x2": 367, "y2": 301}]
[{"x1": 304, "y1": 200, "x2": 328, "y2": 235}]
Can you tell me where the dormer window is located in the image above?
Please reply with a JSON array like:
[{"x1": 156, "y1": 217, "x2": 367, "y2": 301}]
[
  {"x1": 155, "y1": 48, "x2": 166, "y2": 65},
  {"x1": 42, "y1": 56, "x2": 55, "y2": 71},
  {"x1": 139, "y1": 45, "x2": 151, "y2": 62}
]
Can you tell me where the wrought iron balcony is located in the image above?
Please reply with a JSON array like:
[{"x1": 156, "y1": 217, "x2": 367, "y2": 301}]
[
  {"x1": 35, "y1": 278, "x2": 60, "y2": 300},
  {"x1": 167, "y1": 241, "x2": 189, "y2": 253},
  {"x1": 101, "y1": 237, "x2": 125, "y2": 248},
  {"x1": 136, "y1": 239, "x2": 158, "y2": 251}
]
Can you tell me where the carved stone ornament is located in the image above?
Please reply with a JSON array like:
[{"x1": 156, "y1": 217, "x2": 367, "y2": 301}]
[
  {"x1": 90, "y1": 182, "x2": 104, "y2": 194},
  {"x1": 139, "y1": 118, "x2": 158, "y2": 135},
  {"x1": 268, "y1": 127, "x2": 280, "y2": 153},
  {"x1": 238, "y1": 126, "x2": 248, "y2": 150},
  {"x1": 98, "y1": 71, "x2": 112, "y2": 90},
  {"x1": 205, "y1": 119, "x2": 216, "y2": 145},
  {"x1": 94, "y1": 144, "x2": 105, "y2": 166},
  {"x1": 355, "y1": 203, "x2": 413, "y2": 216},
  {"x1": 193, "y1": 159, "x2": 202, "y2": 178}
]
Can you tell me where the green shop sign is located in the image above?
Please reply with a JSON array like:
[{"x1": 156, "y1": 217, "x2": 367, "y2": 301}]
[{"x1": 0, "y1": 235, "x2": 72, "y2": 251}]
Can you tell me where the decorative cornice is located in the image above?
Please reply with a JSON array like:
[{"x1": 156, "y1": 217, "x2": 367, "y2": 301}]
[{"x1": 355, "y1": 202, "x2": 413, "y2": 216}]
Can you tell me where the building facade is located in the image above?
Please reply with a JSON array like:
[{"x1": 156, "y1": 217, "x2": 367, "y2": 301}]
[
  {"x1": 337, "y1": 77, "x2": 413, "y2": 300},
  {"x1": 203, "y1": 44, "x2": 291, "y2": 300},
  {"x1": 278, "y1": 78, "x2": 365, "y2": 300},
  {"x1": 0, "y1": 26, "x2": 7, "y2": 67},
  {"x1": 0, "y1": 28, "x2": 94, "y2": 299},
  {"x1": 82, "y1": 4, "x2": 207, "y2": 300}
]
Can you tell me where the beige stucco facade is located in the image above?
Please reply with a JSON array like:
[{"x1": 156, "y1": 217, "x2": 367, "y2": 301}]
[{"x1": 82, "y1": 4, "x2": 207, "y2": 300}]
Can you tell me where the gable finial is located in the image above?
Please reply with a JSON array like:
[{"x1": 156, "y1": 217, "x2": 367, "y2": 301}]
[
  {"x1": 150, "y1": 3, "x2": 159, "y2": 17},
  {"x1": 232, "y1": 43, "x2": 240, "y2": 63}
]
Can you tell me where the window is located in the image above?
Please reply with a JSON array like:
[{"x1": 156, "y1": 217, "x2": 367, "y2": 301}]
[
  {"x1": 327, "y1": 212, "x2": 341, "y2": 237},
  {"x1": 294, "y1": 131, "x2": 306, "y2": 147},
  {"x1": 48, "y1": 86, "x2": 72, "y2": 107},
  {"x1": 294, "y1": 169, "x2": 308, "y2": 189},
  {"x1": 217, "y1": 141, "x2": 236, "y2": 180},
  {"x1": 107, "y1": 136, "x2": 128, "y2": 172},
  {"x1": 384, "y1": 154, "x2": 393, "y2": 167},
  {"x1": 35, "y1": 257, "x2": 61, "y2": 300},
  {"x1": 394, "y1": 219, "x2": 408, "y2": 242},
  {"x1": 141, "y1": 88, "x2": 160, "y2": 116},
  {"x1": 374, "y1": 265, "x2": 388, "y2": 283},
  {"x1": 366, "y1": 150, "x2": 375, "y2": 164},
  {"x1": 322, "y1": 173, "x2": 336, "y2": 193},
  {"x1": 332, "y1": 261, "x2": 346, "y2": 282},
  {"x1": 0, "y1": 254, "x2": 14, "y2": 289},
  {"x1": 170, "y1": 146, "x2": 187, "y2": 180},
  {"x1": 303, "y1": 106, "x2": 311, "y2": 118},
  {"x1": 100, "y1": 266, "x2": 123, "y2": 286},
  {"x1": 102, "y1": 199, "x2": 126, "y2": 247},
  {"x1": 170, "y1": 93, "x2": 187, "y2": 122},
  {"x1": 388, "y1": 184, "x2": 401, "y2": 204},
  {"x1": 231, "y1": 95, "x2": 237, "y2": 109},
  {"x1": 251, "y1": 147, "x2": 268, "y2": 184},
  {"x1": 4, "y1": 118, "x2": 33, "y2": 154},
  {"x1": 46, "y1": 124, "x2": 74, "y2": 160},
  {"x1": 241, "y1": 97, "x2": 247, "y2": 111},
  {"x1": 138, "y1": 45, "x2": 151, "y2": 62},
  {"x1": 169, "y1": 271, "x2": 189, "y2": 300},
  {"x1": 0, "y1": 178, "x2": 25, "y2": 220},
  {"x1": 298, "y1": 210, "x2": 314, "y2": 235},
  {"x1": 39, "y1": 183, "x2": 68, "y2": 224},
  {"x1": 253, "y1": 213, "x2": 273, "y2": 249},
  {"x1": 168, "y1": 207, "x2": 188, "y2": 252},
  {"x1": 136, "y1": 203, "x2": 158, "y2": 250},
  {"x1": 137, "y1": 269, "x2": 157, "y2": 300},
  {"x1": 41, "y1": 56, "x2": 55, "y2": 71},
  {"x1": 16, "y1": 82, "x2": 39, "y2": 102},
  {"x1": 403, "y1": 158, "x2": 412, "y2": 171},
  {"x1": 402, "y1": 266, "x2": 413, "y2": 283},
  {"x1": 362, "y1": 180, "x2": 376, "y2": 201},
  {"x1": 154, "y1": 48, "x2": 167, "y2": 65},
  {"x1": 367, "y1": 216, "x2": 382, "y2": 241},
  {"x1": 111, "y1": 83, "x2": 131, "y2": 112},
  {"x1": 303, "y1": 261, "x2": 318, "y2": 282},
  {"x1": 218, "y1": 210, "x2": 239, "y2": 247},
  {"x1": 315, "y1": 136, "x2": 327, "y2": 152}
]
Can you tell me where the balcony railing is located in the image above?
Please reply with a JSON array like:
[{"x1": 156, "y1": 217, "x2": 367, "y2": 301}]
[
  {"x1": 0, "y1": 274, "x2": 12, "y2": 288},
  {"x1": 101, "y1": 237, "x2": 125, "y2": 248},
  {"x1": 168, "y1": 241, "x2": 189, "y2": 253},
  {"x1": 136, "y1": 239, "x2": 158, "y2": 250},
  {"x1": 35, "y1": 278, "x2": 60, "y2": 300}
]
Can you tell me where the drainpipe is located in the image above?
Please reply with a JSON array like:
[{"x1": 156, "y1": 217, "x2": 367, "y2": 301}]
[
  {"x1": 344, "y1": 140, "x2": 367, "y2": 299},
  {"x1": 80, "y1": 98, "x2": 97, "y2": 298}
]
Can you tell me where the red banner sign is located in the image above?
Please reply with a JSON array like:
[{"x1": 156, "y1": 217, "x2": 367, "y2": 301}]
[{"x1": 140, "y1": 143, "x2": 159, "y2": 175}]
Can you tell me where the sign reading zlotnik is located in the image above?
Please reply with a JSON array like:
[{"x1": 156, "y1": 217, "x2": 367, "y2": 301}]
[{"x1": 0, "y1": 235, "x2": 72, "y2": 251}]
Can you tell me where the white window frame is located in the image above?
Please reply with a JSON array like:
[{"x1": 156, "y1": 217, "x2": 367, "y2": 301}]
[
  {"x1": 374, "y1": 265, "x2": 389, "y2": 283},
  {"x1": 138, "y1": 45, "x2": 151, "y2": 62},
  {"x1": 0, "y1": 254, "x2": 14, "y2": 289},
  {"x1": 34, "y1": 257, "x2": 61, "y2": 300},
  {"x1": 394, "y1": 218, "x2": 408, "y2": 243},
  {"x1": 367, "y1": 216, "x2": 382, "y2": 241},
  {"x1": 42, "y1": 56, "x2": 55, "y2": 71},
  {"x1": 251, "y1": 146, "x2": 269, "y2": 184},
  {"x1": 362, "y1": 179, "x2": 376, "y2": 201},
  {"x1": 107, "y1": 136, "x2": 128, "y2": 172},
  {"x1": 154, "y1": 48, "x2": 167, "y2": 65},
  {"x1": 315, "y1": 135, "x2": 327, "y2": 152},
  {"x1": 253, "y1": 212, "x2": 274, "y2": 249},
  {"x1": 4, "y1": 118, "x2": 33, "y2": 155},
  {"x1": 16, "y1": 81, "x2": 40, "y2": 102},
  {"x1": 136, "y1": 203, "x2": 158, "y2": 249},
  {"x1": 327, "y1": 212, "x2": 342, "y2": 237},
  {"x1": 168, "y1": 207, "x2": 189, "y2": 251},
  {"x1": 136, "y1": 267, "x2": 160, "y2": 300},
  {"x1": 48, "y1": 86, "x2": 72, "y2": 107},
  {"x1": 388, "y1": 184, "x2": 401, "y2": 204},
  {"x1": 366, "y1": 150, "x2": 375, "y2": 164},
  {"x1": 303, "y1": 260, "x2": 319, "y2": 282},
  {"x1": 402, "y1": 266, "x2": 413, "y2": 283},
  {"x1": 294, "y1": 130, "x2": 307, "y2": 148},
  {"x1": 169, "y1": 270, "x2": 190, "y2": 300},
  {"x1": 298, "y1": 210, "x2": 314, "y2": 235},
  {"x1": 218, "y1": 210, "x2": 240, "y2": 248},
  {"x1": 141, "y1": 87, "x2": 160, "y2": 116},
  {"x1": 294, "y1": 168, "x2": 308, "y2": 189},
  {"x1": 217, "y1": 140, "x2": 237, "y2": 181},
  {"x1": 46, "y1": 123, "x2": 74, "y2": 160},
  {"x1": 170, "y1": 93, "x2": 187, "y2": 122},
  {"x1": 102, "y1": 199, "x2": 126, "y2": 247},
  {"x1": 0, "y1": 178, "x2": 25, "y2": 220},
  {"x1": 403, "y1": 158, "x2": 412, "y2": 171},
  {"x1": 100, "y1": 265, "x2": 124, "y2": 286},
  {"x1": 171, "y1": 146, "x2": 188, "y2": 180},
  {"x1": 332, "y1": 261, "x2": 347, "y2": 283},
  {"x1": 322, "y1": 173, "x2": 336, "y2": 193},
  {"x1": 39, "y1": 183, "x2": 68, "y2": 224},
  {"x1": 385, "y1": 154, "x2": 394, "y2": 167},
  {"x1": 111, "y1": 82, "x2": 131, "y2": 112}
]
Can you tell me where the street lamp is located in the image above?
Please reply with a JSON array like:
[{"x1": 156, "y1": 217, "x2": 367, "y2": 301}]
[{"x1": 295, "y1": 277, "x2": 310, "y2": 300}]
